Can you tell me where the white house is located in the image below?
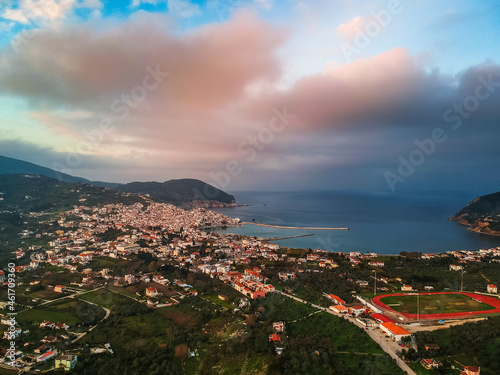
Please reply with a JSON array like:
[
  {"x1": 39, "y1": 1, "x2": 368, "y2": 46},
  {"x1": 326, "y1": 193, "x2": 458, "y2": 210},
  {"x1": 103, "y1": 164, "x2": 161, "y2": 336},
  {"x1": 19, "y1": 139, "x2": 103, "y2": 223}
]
[{"x1": 487, "y1": 284, "x2": 497, "y2": 294}]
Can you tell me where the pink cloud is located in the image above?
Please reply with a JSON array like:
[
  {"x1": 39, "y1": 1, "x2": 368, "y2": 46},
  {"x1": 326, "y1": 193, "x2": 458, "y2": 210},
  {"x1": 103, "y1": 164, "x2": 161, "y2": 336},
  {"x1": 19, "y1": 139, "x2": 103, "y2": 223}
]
[
  {"x1": 0, "y1": 12, "x2": 290, "y2": 178},
  {"x1": 337, "y1": 16, "x2": 367, "y2": 40},
  {"x1": 241, "y1": 48, "x2": 439, "y2": 131}
]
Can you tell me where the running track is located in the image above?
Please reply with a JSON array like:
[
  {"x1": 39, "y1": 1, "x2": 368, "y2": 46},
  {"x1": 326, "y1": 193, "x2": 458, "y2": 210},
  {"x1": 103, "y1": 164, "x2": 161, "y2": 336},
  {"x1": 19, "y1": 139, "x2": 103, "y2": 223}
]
[{"x1": 372, "y1": 292, "x2": 500, "y2": 320}]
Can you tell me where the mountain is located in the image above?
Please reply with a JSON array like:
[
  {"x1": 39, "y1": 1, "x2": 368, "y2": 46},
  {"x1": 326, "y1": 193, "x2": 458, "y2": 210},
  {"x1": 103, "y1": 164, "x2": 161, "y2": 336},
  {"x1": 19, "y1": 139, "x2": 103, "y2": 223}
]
[
  {"x1": 450, "y1": 191, "x2": 500, "y2": 236},
  {"x1": 0, "y1": 155, "x2": 119, "y2": 188},
  {"x1": 0, "y1": 174, "x2": 148, "y2": 213},
  {"x1": 0, "y1": 155, "x2": 237, "y2": 207},
  {"x1": 116, "y1": 179, "x2": 236, "y2": 208}
]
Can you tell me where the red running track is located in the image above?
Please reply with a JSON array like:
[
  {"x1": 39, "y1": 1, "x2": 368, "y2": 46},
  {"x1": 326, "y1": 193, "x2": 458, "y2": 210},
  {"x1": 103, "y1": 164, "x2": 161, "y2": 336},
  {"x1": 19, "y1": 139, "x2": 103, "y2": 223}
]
[{"x1": 372, "y1": 292, "x2": 500, "y2": 320}]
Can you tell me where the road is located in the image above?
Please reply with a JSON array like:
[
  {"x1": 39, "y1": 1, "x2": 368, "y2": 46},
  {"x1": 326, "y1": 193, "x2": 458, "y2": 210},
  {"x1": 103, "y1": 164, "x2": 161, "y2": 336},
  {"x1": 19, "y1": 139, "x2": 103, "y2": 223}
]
[
  {"x1": 15, "y1": 285, "x2": 106, "y2": 315},
  {"x1": 278, "y1": 291, "x2": 417, "y2": 375},
  {"x1": 70, "y1": 300, "x2": 111, "y2": 343},
  {"x1": 38, "y1": 285, "x2": 104, "y2": 305}
]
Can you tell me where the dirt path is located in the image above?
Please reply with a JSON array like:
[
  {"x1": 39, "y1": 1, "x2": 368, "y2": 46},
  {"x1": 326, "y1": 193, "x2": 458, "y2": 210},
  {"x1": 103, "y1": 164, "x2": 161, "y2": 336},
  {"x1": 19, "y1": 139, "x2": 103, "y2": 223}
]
[{"x1": 479, "y1": 271, "x2": 490, "y2": 283}]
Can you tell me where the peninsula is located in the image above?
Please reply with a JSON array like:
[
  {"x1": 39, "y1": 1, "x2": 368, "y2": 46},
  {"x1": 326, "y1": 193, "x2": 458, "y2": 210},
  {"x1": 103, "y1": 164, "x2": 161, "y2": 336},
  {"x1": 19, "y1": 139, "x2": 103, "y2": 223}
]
[{"x1": 450, "y1": 190, "x2": 500, "y2": 236}]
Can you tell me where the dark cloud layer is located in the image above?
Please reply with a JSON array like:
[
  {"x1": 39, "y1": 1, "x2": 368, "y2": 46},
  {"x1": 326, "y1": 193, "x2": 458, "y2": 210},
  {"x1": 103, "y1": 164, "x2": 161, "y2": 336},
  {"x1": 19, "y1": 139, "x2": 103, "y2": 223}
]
[{"x1": 0, "y1": 12, "x2": 499, "y2": 192}]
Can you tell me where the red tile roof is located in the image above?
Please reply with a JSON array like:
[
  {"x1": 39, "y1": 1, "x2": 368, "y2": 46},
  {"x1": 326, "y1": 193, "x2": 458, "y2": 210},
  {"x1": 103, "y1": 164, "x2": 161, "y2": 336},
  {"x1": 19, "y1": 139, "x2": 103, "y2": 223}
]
[
  {"x1": 370, "y1": 313, "x2": 394, "y2": 323},
  {"x1": 381, "y1": 322, "x2": 410, "y2": 336}
]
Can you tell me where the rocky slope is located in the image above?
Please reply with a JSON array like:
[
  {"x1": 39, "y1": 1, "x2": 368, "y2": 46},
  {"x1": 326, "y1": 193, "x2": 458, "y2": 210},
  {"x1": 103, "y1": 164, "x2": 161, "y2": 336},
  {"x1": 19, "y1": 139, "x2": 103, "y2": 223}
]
[{"x1": 450, "y1": 191, "x2": 500, "y2": 236}]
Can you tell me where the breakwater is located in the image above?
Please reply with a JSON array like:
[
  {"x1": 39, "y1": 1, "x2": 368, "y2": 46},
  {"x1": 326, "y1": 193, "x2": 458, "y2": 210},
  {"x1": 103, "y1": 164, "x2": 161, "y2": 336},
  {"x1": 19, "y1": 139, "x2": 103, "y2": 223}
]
[
  {"x1": 263, "y1": 233, "x2": 315, "y2": 242},
  {"x1": 243, "y1": 222, "x2": 349, "y2": 230}
]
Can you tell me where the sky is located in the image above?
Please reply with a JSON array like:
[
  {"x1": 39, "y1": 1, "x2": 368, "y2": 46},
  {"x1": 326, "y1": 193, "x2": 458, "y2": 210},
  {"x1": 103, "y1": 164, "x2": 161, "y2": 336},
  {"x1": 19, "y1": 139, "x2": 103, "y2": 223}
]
[{"x1": 0, "y1": 0, "x2": 499, "y2": 194}]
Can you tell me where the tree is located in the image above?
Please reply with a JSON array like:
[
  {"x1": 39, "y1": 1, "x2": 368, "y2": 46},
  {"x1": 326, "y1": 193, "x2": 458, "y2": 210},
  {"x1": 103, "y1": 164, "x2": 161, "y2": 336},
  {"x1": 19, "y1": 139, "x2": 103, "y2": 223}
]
[
  {"x1": 148, "y1": 261, "x2": 157, "y2": 272},
  {"x1": 174, "y1": 344, "x2": 189, "y2": 362}
]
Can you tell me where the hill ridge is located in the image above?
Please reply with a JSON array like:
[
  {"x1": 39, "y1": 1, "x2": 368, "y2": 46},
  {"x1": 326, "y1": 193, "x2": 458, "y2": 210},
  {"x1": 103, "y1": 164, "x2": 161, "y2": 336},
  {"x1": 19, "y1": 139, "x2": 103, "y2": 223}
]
[
  {"x1": 450, "y1": 190, "x2": 500, "y2": 236},
  {"x1": 0, "y1": 155, "x2": 236, "y2": 207}
]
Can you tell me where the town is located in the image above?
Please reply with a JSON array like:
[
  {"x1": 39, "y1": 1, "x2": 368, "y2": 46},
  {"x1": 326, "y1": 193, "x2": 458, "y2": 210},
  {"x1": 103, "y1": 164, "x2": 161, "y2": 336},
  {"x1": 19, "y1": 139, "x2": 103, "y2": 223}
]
[{"x1": 1, "y1": 200, "x2": 500, "y2": 374}]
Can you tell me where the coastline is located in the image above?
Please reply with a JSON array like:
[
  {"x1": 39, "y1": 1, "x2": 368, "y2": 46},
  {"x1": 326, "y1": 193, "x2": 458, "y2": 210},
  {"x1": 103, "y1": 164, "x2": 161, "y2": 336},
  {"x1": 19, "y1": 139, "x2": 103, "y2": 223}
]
[
  {"x1": 243, "y1": 222, "x2": 349, "y2": 231},
  {"x1": 449, "y1": 217, "x2": 500, "y2": 237}
]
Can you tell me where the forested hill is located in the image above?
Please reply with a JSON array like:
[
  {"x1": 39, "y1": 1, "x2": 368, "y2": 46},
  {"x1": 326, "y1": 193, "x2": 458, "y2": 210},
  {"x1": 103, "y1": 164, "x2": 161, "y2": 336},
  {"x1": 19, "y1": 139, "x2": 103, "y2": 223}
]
[
  {"x1": 116, "y1": 178, "x2": 236, "y2": 208},
  {"x1": 0, "y1": 155, "x2": 237, "y2": 208},
  {"x1": 450, "y1": 191, "x2": 500, "y2": 236},
  {"x1": 0, "y1": 154, "x2": 118, "y2": 188},
  {"x1": 0, "y1": 174, "x2": 148, "y2": 213}
]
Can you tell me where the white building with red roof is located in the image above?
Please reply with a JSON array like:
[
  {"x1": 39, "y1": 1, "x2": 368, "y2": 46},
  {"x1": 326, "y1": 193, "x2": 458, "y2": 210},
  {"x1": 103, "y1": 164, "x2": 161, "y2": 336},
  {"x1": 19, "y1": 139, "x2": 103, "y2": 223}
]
[
  {"x1": 327, "y1": 294, "x2": 346, "y2": 305},
  {"x1": 330, "y1": 305, "x2": 348, "y2": 314},
  {"x1": 54, "y1": 285, "x2": 66, "y2": 293},
  {"x1": 37, "y1": 350, "x2": 57, "y2": 362},
  {"x1": 146, "y1": 287, "x2": 159, "y2": 297},
  {"x1": 462, "y1": 366, "x2": 480, "y2": 375},
  {"x1": 380, "y1": 322, "x2": 411, "y2": 341}
]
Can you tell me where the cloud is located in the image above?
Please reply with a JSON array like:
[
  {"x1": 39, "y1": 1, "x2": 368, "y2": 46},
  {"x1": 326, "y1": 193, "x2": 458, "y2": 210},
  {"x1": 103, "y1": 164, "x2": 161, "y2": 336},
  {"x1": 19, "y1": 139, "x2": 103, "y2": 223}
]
[
  {"x1": 1, "y1": 0, "x2": 101, "y2": 25},
  {"x1": 0, "y1": 12, "x2": 285, "y2": 106},
  {"x1": 167, "y1": 0, "x2": 200, "y2": 18},
  {"x1": 0, "y1": 20, "x2": 15, "y2": 31},
  {"x1": 0, "y1": 12, "x2": 289, "y2": 183},
  {"x1": 337, "y1": 16, "x2": 367, "y2": 40},
  {"x1": 240, "y1": 48, "x2": 436, "y2": 130},
  {"x1": 254, "y1": 0, "x2": 272, "y2": 11},
  {"x1": 130, "y1": 0, "x2": 160, "y2": 8},
  {"x1": 78, "y1": 0, "x2": 103, "y2": 9},
  {"x1": 129, "y1": 0, "x2": 202, "y2": 19},
  {"x1": 1, "y1": 12, "x2": 499, "y2": 190}
]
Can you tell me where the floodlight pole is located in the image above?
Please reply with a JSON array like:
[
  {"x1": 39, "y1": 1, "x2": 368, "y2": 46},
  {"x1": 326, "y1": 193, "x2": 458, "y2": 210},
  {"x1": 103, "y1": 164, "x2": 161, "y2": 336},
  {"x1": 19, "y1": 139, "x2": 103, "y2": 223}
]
[
  {"x1": 461, "y1": 267, "x2": 464, "y2": 292},
  {"x1": 417, "y1": 290, "x2": 419, "y2": 322},
  {"x1": 373, "y1": 270, "x2": 377, "y2": 296}
]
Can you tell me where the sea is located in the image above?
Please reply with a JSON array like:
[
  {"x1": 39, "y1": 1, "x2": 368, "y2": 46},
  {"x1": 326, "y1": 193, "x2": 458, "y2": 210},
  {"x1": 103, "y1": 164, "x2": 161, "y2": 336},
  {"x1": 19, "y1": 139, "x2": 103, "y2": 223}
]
[{"x1": 211, "y1": 190, "x2": 500, "y2": 254}]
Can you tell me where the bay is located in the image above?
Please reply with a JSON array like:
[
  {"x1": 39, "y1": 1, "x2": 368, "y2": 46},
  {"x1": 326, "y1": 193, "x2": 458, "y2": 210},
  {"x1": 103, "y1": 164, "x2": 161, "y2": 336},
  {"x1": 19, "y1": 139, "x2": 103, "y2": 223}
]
[{"x1": 211, "y1": 190, "x2": 500, "y2": 254}]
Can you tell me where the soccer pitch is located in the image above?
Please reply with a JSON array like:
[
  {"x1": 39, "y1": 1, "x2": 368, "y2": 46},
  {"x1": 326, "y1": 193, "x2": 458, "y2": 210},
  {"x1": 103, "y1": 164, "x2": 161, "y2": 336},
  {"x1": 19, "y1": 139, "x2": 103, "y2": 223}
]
[{"x1": 378, "y1": 293, "x2": 495, "y2": 315}]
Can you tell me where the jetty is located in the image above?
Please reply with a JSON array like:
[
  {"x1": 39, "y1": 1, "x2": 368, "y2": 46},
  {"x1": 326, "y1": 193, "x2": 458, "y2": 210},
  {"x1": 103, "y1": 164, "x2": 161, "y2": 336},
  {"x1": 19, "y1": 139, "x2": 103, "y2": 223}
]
[
  {"x1": 262, "y1": 233, "x2": 315, "y2": 242},
  {"x1": 242, "y1": 222, "x2": 349, "y2": 230}
]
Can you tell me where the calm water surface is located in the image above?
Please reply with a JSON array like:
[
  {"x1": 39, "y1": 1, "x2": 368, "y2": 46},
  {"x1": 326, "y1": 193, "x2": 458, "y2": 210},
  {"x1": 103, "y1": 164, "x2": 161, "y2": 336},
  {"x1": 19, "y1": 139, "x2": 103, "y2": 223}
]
[{"x1": 211, "y1": 190, "x2": 500, "y2": 254}]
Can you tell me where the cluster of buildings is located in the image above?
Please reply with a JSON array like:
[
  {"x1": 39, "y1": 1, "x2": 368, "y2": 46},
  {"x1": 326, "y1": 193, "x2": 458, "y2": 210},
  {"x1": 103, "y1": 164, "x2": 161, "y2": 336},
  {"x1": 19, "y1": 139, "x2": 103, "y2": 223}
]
[
  {"x1": 327, "y1": 294, "x2": 366, "y2": 316},
  {"x1": 269, "y1": 321, "x2": 285, "y2": 344},
  {"x1": 219, "y1": 268, "x2": 275, "y2": 299},
  {"x1": 11, "y1": 202, "x2": 287, "y2": 276},
  {"x1": 446, "y1": 247, "x2": 500, "y2": 262},
  {"x1": 420, "y1": 359, "x2": 480, "y2": 375},
  {"x1": 0, "y1": 318, "x2": 77, "y2": 371},
  {"x1": 344, "y1": 251, "x2": 379, "y2": 266}
]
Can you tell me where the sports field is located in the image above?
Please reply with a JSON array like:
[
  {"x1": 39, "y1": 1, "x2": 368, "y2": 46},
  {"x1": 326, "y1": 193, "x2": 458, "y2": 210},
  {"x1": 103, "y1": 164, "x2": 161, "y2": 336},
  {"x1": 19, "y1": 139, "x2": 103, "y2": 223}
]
[{"x1": 372, "y1": 292, "x2": 500, "y2": 320}]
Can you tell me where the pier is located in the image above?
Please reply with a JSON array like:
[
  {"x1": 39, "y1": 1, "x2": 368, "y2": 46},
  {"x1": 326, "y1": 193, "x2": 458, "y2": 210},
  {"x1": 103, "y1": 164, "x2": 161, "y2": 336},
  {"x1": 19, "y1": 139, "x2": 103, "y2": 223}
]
[
  {"x1": 262, "y1": 233, "x2": 315, "y2": 242},
  {"x1": 242, "y1": 222, "x2": 349, "y2": 230}
]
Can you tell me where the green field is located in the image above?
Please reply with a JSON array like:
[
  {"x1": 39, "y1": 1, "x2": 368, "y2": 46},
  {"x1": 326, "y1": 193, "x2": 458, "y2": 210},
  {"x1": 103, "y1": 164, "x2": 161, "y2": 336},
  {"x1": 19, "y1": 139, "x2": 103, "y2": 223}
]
[
  {"x1": 18, "y1": 307, "x2": 81, "y2": 325},
  {"x1": 379, "y1": 293, "x2": 496, "y2": 315},
  {"x1": 17, "y1": 297, "x2": 105, "y2": 326},
  {"x1": 79, "y1": 287, "x2": 135, "y2": 308}
]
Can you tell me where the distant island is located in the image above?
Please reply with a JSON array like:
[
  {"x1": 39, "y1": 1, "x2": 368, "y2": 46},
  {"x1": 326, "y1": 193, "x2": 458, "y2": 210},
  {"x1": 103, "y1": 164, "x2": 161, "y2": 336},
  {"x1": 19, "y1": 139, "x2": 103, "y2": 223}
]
[{"x1": 450, "y1": 191, "x2": 500, "y2": 236}]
